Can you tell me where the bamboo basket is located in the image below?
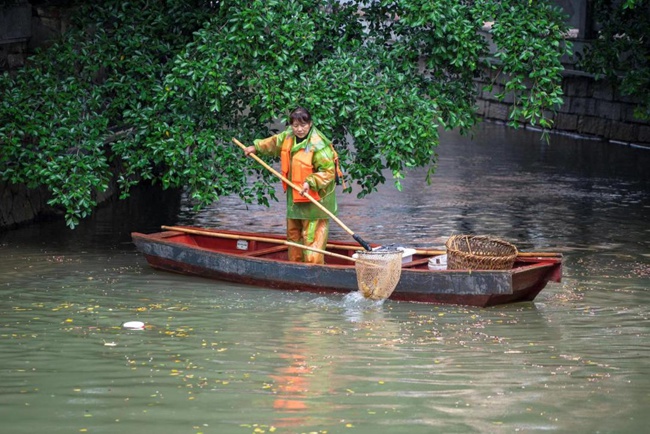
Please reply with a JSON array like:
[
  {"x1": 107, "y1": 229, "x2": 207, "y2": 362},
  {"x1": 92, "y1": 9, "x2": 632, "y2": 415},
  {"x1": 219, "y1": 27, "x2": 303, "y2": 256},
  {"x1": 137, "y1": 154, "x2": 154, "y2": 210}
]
[{"x1": 445, "y1": 235, "x2": 518, "y2": 270}]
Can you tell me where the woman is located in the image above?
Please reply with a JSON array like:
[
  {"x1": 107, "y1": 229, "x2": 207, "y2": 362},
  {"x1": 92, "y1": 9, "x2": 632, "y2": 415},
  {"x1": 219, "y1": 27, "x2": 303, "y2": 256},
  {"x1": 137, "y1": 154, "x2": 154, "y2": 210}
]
[{"x1": 244, "y1": 107, "x2": 340, "y2": 264}]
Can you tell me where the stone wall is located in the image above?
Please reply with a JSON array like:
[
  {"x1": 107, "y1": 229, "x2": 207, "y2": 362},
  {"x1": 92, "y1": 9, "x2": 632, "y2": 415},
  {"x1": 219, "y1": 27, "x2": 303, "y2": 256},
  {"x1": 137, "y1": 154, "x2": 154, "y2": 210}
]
[
  {"x1": 476, "y1": 69, "x2": 650, "y2": 149},
  {"x1": 0, "y1": 1, "x2": 31, "y2": 70},
  {"x1": 0, "y1": 181, "x2": 58, "y2": 229},
  {"x1": 0, "y1": 176, "x2": 119, "y2": 230},
  {"x1": 1, "y1": 1, "x2": 73, "y2": 70}
]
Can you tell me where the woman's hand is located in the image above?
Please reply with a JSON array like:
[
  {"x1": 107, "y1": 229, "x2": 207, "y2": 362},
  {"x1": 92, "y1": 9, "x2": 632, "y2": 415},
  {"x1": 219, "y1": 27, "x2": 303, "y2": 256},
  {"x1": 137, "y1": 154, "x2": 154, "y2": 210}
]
[
  {"x1": 244, "y1": 146, "x2": 256, "y2": 156},
  {"x1": 299, "y1": 182, "x2": 310, "y2": 196}
]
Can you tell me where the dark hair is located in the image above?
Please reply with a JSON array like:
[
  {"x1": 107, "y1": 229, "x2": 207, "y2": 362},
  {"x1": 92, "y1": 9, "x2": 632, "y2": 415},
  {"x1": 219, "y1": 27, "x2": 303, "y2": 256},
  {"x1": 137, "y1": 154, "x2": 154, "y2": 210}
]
[{"x1": 289, "y1": 107, "x2": 312, "y2": 125}]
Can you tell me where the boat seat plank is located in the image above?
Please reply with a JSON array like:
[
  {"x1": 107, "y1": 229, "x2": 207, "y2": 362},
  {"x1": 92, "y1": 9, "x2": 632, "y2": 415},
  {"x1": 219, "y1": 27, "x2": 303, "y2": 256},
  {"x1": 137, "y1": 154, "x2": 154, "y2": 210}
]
[
  {"x1": 242, "y1": 245, "x2": 289, "y2": 257},
  {"x1": 401, "y1": 258, "x2": 432, "y2": 269}
]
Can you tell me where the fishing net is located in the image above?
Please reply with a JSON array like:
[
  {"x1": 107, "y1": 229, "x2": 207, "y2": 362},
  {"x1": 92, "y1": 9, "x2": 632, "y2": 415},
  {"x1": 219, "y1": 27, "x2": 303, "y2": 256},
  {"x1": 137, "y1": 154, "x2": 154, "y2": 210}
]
[{"x1": 355, "y1": 249, "x2": 403, "y2": 300}]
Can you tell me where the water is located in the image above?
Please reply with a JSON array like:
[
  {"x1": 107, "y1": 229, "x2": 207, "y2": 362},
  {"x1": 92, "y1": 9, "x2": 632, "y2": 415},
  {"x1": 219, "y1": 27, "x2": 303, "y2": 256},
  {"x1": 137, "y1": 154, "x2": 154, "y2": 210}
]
[{"x1": 1, "y1": 123, "x2": 649, "y2": 433}]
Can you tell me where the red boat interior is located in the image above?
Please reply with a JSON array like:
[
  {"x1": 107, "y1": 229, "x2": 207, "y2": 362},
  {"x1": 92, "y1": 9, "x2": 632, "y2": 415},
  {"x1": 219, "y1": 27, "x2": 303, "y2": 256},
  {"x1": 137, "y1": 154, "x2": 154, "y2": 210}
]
[{"x1": 155, "y1": 229, "x2": 561, "y2": 275}]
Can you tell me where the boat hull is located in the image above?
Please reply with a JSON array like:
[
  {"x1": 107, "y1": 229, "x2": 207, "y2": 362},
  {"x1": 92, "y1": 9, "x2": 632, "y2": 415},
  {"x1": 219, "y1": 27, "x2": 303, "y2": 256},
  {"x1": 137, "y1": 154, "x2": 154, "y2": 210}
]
[{"x1": 132, "y1": 228, "x2": 562, "y2": 307}]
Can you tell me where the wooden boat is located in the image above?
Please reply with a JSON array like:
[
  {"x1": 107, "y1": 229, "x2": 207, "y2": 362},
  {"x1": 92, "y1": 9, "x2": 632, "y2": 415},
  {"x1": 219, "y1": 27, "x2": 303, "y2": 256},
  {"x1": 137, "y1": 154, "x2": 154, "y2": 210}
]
[{"x1": 131, "y1": 226, "x2": 562, "y2": 307}]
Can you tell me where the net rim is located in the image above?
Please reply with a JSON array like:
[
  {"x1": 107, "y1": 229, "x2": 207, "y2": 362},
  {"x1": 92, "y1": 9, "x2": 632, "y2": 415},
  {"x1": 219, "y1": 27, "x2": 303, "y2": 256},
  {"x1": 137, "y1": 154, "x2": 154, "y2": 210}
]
[{"x1": 355, "y1": 249, "x2": 403, "y2": 256}]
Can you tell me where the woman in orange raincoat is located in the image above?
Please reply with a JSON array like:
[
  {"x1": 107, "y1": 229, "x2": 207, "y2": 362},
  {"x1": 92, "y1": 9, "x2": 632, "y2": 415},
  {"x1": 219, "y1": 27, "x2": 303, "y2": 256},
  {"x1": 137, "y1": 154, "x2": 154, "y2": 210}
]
[{"x1": 244, "y1": 107, "x2": 340, "y2": 264}]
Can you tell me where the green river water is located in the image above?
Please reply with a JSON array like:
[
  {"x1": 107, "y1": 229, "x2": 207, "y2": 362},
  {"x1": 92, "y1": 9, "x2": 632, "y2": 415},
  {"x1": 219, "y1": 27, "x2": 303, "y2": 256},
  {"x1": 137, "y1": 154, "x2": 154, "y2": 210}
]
[{"x1": 1, "y1": 123, "x2": 648, "y2": 433}]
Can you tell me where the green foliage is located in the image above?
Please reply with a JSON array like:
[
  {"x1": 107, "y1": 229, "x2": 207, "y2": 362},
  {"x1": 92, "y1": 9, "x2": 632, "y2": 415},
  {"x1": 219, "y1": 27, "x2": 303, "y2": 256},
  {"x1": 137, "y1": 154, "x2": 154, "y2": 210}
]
[
  {"x1": 577, "y1": 0, "x2": 650, "y2": 121},
  {"x1": 0, "y1": 0, "x2": 570, "y2": 227},
  {"x1": 364, "y1": 0, "x2": 488, "y2": 134},
  {"x1": 0, "y1": 1, "x2": 212, "y2": 227},
  {"x1": 478, "y1": 0, "x2": 571, "y2": 131}
]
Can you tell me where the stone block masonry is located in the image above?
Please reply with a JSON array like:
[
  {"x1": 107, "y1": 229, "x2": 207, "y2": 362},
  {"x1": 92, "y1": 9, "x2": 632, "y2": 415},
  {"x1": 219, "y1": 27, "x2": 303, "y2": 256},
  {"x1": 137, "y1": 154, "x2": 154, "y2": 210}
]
[
  {"x1": 476, "y1": 69, "x2": 650, "y2": 149},
  {"x1": 0, "y1": 181, "x2": 59, "y2": 229}
]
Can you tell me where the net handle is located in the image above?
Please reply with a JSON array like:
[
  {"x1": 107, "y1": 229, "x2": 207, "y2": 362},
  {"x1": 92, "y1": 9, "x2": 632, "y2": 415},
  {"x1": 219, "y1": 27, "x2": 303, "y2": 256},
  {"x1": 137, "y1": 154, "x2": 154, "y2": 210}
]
[
  {"x1": 162, "y1": 225, "x2": 379, "y2": 267},
  {"x1": 284, "y1": 241, "x2": 376, "y2": 267}
]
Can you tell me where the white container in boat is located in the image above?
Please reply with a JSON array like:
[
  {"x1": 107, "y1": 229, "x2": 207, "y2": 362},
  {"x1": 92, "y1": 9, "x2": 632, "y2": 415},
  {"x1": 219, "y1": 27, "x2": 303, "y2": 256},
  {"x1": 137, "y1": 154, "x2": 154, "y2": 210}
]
[
  {"x1": 397, "y1": 247, "x2": 417, "y2": 264},
  {"x1": 428, "y1": 254, "x2": 447, "y2": 270}
]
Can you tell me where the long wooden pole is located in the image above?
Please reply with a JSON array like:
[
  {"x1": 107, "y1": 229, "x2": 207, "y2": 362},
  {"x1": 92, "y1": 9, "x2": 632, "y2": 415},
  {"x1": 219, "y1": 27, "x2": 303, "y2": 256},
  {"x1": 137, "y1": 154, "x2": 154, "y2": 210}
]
[
  {"x1": 232, "y1": 137, "x2": 372, "y2": 251},
  {"x1": 161, "y1": 226, "x2": 561, "y2": 259},
  {"x1": 163, "y1": 225, "x2": 290, "y2": 245}
]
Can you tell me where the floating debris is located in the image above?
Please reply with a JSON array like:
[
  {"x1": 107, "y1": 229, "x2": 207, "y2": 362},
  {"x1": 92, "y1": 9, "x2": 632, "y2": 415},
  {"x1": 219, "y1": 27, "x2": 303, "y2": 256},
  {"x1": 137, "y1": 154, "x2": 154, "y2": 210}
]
[{"x1": 122, "y1": 321, "x2": 145, "y2": 330}]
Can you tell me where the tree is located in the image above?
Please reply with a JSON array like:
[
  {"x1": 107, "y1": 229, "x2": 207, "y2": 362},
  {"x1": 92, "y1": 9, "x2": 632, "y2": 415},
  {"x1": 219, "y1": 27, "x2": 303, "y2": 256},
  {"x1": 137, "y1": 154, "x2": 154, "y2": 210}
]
[
  {"x1": 0, "y1": 0, "x2": 571, "y2": 228},
  {"x1": 577, "y1": 0, "x2": 650, "y2": 121}
]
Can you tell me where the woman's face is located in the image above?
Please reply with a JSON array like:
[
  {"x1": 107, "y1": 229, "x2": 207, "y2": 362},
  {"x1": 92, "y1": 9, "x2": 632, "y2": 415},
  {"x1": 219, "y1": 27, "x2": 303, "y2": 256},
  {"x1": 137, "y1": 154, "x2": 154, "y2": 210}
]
[{"x1": 291, "y1": 121, "x2": 312, "y2": 139}]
